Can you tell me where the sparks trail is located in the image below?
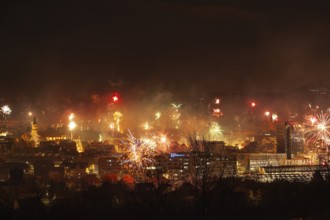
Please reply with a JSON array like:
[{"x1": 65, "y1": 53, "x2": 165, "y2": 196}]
[
  {"x1": 304, "y1": 111, "x2": 330, "y2": 147},
  {"x1": 120, "y1": 130, "x2": 157, "y2": 173}
]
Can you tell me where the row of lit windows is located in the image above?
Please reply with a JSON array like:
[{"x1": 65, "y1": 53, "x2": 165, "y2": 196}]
[{"x1": 46, "y1": 137, "x2": 67, "y2": 141}]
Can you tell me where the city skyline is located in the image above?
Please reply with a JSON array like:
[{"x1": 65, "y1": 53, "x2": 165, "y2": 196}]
[{"x1": 1, "y1": 1, "x2": 330, "y2": 219}]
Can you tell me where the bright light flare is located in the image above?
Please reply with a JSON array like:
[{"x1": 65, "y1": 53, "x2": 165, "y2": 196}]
[
  {"x1": 264, "y1": 111, "x2": 270, "y2": 117},
  {"x1": 140, "y1": 132, "x2": 170, "y2": 152},
  {"x1": 212, "y1": 108, "x2": 223, "y2": 117},
  {"x1": 317, "y1": 123, "x2": 326, "y2": 131},
  {"x1": 1, "y1": 105, "x2": 11, "y2": 115},
  {"x1": 160, "y1": 135, "x2": 167, "y2": 144},
  {"x1": 155, "y1": 112, "x2": 161, "y2": 120},
  {"x1": 140, "y1": 137, "x2": 157, "y2": 150},
  {"x1": 112, "y1": 95, "x2": 119, "y2": 102},
  {"x1": 271, "y1": 113, "x2": 278, "y2": 121},
  {"x1": 68, "y1": 121, "x2": 77, "y2": 131},
  {"x1": 142, "y1": 121, "x2": 152, "y2": 130},
  {"x1": 310, "y1": 117, "x2": 317, "y2": 125},
  {"x1": 111, "y1": 92, "x2": 120, "y2": 103},
  {"x1": 109, "y1": 123, "x2": 115, "y2": 130},
  {"x1": 68, "y1": 113, "x2": 74, "y2": 121}
]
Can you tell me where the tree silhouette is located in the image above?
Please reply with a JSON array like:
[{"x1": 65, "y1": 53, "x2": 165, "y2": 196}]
[{"x1": 188, "y1": 134, "x2": 231, "y2": 219}]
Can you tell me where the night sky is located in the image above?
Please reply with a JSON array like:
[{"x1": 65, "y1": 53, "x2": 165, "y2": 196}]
[{"x1": 1, "y1": 0, "x2": 330, "y2": 102}]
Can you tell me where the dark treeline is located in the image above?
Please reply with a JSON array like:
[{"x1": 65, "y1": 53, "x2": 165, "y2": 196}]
[{"x1": 1, "y1": 173, "x2": 330, "y2": 220}]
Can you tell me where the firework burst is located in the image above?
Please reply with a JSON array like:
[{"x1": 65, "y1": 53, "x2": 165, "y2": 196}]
[
  {"x1": 137, "y1": 131, "x2": 171, "y2": 153},
  {"x1": 113, "y1": 111, "x2": 123, "y2": 132},
  {"x1": 1, "y1": 105, "x2": 12, "y2": 117},
  {"x1": 169, "y1": 103, "x2": 182, "y2": 129},
  {"x1": 304, "y1": 111, "x2": 330, "y2": 147},
  {"x1": 151, "y1": 132, "x2": 170, "y2": 152},
  {"x1": 120, "y1": 130, "x2": 157, "y2": 173},
  {"x1": 209, "y1": 122, "x2": 223, "y2": 141}
]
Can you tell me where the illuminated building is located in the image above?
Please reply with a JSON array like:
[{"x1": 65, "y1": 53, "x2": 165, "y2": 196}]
[
  {"x1": 0, "y1": 135, "x2": 14, "y2": 154},
  {"x1": 155, "y1": 153, "x2": 190, "y2": 181},
  {"x1": 30, "y1": 117, "x2": 40, "y2": 147},
  {"x1": 59, "y1": 140, "x2": 78, "y2": 154},
  {"x1": 0, "y1": 161, "x2": 33, "y2": 183},
  {"x1": 277, "y1": 121, "x2": 304, "y2": 159},
  {"x1": 245, "y1": 153, "x2": 287, "y2": 172},
  {"x1": 284, "y1": 121, "x2": 294, "y2": 159},
  {"x1": 238, "y1": 152, "x2": 315, "y2": 181},
  {"x1": 261, "y1": 164, "x2": 328, "y2": 182},
  {"x1": 41, "y1": 127, "x2": 67, "y2": 142},
  {"x1": 89, "y1": 142, "x2": 117, "y2": 153},
  {"x1": 98, "y1": 156, "x2": 122, "y2": 178},
  {"x1": 155, "y1": 151, "x2": 237, "y2": 181},
  {"x1": 65, "y1": 161, "x2": 88, "y2": 180}
]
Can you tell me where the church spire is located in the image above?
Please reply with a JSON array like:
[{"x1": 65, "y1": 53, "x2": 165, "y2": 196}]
[{"x1": 31, "y1": 116, "x2": 40, "y2": 147}]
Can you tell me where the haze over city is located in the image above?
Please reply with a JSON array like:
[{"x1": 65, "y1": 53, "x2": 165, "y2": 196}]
[{"x1": 1, "y1": 1, "x2": 330, "y2": 220}]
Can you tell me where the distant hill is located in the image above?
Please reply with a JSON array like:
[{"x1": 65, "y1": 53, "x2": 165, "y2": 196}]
[{"x1": 292, "y1": 81, "x2": 330, "y2": 96}]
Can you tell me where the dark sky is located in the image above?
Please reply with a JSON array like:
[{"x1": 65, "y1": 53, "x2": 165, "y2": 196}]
[{"x1": 1, "y1": 0, "x2": 330, "y2": 102}]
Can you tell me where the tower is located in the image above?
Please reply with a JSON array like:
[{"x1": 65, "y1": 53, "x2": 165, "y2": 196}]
[
  {"x1": 31, "y1": 117, "x2": 40, "y2": 147},
  {"x1": 276, "y1": 121, "x2": 294, "y2": 159},
  {"x1": 276, "y1": 124, "x2": 285, "y2": 153},
  {"x1": 285, "y1": 122, "x2": 293, "y2": 159}
]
